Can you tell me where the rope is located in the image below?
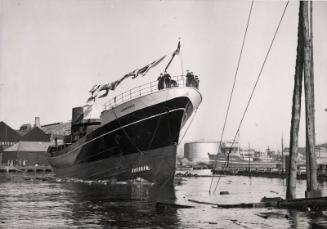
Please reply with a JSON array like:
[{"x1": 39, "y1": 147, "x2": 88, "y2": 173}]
[
  {"x1": 212, "y1": 0, "x2": 290, "y2": 194},
  {"x1": 147, "y1": 114, "x2": 163, "y2": 149},
  {"x1": 209, "y1": 0, "x2": 254, "y2": 193},
  {"x1": 178, "y1": 107, "x2": 198, "y2": 146},
  {"x1": 179, "y1": 38, "x2": 185, "y2": 76},
  {"x1": 111, "y1": 105, "x2": 144, "y2": 156},
  {"x1": 110, "y1": 79, "x2": 175, "y2": 187}
]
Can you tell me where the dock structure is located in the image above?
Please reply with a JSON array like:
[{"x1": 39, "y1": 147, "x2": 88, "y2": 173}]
[
  {"x1": 0, "y1": 165, "x2": 53, "y2": 173},
  {"x1": 191, "y1": 197, "x2": 327, "y2": 211},
  {"x1": 287, "y1": 0, "x2": 321, "y2": 199}
]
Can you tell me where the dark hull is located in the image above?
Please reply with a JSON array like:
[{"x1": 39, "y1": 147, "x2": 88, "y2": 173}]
[
  {"x1": 52, "y1": 145, "x2": 177, "y2": 184},
  {"x1": 48, "y1": 95, "x2": 197, "y2": 183}
]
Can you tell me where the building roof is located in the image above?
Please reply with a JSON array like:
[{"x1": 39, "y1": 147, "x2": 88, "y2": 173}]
[
  {"x1": 41, "y1": 122, "x2": 71, "y2": 136},
  {"x1": 0, "y1": 121, "x2": 21, "y2": 142},
  {"x1": 21, "y1": 127, "x2": 51, "y2": 142},
  {"x1": 4, "y1": 141, "x2": 51, "y2": 152}
]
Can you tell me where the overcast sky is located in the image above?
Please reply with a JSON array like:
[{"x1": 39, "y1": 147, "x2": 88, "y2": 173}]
[{"x1": 0, "y1": 0, "x2": 326, "y2": 151}]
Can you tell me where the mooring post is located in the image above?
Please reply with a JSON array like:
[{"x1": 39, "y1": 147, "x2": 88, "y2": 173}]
[
  {"x1": 281, "y1": 136, "x2": 284, "y2": 174},
  {"x1": 301, "y1": 1, "x2": 320, "y2": 198},
  {"x1": 286, "y1": 2, "x2": 304, "y2": 200}
]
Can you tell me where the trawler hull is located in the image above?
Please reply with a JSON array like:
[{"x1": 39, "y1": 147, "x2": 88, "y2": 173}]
[
  {"x1": 51, "y1": 145, "x2": 177, "y2": 184},
  {"x1": 48, "y1": 87, "x2": 202, "y2": 184}
]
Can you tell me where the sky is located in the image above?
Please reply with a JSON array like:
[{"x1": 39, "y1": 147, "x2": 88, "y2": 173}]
[{"x1": 0, "y1": 0, "x2": 326, "y2": 151}]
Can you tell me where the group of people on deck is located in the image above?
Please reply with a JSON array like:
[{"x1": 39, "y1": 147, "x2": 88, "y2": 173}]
[
  {"x1": 185, "y1": 70, "x2": 199, "y2": 89},
  {"x1": 157, "y1": 70, "x2": 199, "y2": 90},
  {"x1": 157, "y1": 73, "x2": 177, "y2": 90}
]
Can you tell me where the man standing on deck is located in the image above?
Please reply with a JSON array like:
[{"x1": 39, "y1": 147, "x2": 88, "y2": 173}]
[{"x1": 157, "y1": 73, "x2": 164, "y2": 90}]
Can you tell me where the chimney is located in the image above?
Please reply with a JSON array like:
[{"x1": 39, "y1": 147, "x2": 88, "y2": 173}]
[
  {"x1": 34, "y1": 117, "x2": 41, "y2": 127},
  {"x1": 71, "y1": 107, "x2": 84, "y2": 142}
]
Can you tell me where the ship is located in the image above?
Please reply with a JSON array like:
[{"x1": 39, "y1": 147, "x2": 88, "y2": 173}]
[{"x1": 47, "y1": 42, "x2": 202, "y2": 184}]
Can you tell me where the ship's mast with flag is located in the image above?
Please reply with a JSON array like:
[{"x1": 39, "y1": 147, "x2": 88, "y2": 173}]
[{"x1": 84, "y1": 40, "x2": 183, "y2": 116}]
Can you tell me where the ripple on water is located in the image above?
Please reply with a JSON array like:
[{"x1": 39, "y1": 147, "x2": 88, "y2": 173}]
[{"x1": 0, "y1": 173, "x2": 327, "y2": 228}]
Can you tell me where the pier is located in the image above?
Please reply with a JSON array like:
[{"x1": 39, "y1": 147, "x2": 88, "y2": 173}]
[{"x1": 0, "y1": 165, "x2": 53, "y2": 173}]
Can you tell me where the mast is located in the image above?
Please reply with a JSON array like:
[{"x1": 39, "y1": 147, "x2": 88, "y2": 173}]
[{"x1": 164, "y1": 41, "x2": 181, "y2": 73}]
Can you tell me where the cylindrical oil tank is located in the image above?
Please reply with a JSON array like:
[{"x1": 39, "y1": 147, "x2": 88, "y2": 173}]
[{"x1": 184, "y1": 141, "x2": 219, "y2": 163}]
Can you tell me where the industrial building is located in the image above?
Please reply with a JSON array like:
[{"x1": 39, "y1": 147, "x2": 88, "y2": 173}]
[
  {"x1": 2, "y1": 141, "x2": 51, "y2": 166},
  {"x1": 0, "y1": 118, "x2": 52, "y2": 166},
  {"x1": 0, "y1": 121, "x2": 21, "y2": 151}
]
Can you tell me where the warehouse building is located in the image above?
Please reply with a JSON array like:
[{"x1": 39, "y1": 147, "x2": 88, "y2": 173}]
[
  {"x1": 0, "y1": 118, "x2": 52, "y2": 166},
  {"x1": 0, "y1": 121, "x2": 22, "y2": 151},
  {"x1": 2, "y1": 141, "x2": 51, "y2": 166}
]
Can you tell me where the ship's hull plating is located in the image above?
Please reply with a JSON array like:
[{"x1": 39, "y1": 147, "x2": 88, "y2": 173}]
[{"x1": 48, "y1": 87, "x2": 202, "y2": 183}]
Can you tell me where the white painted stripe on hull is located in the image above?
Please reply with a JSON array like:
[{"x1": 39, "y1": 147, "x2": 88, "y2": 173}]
[{"x1": 101, "y1": 87, "x2": 202, "y2": 125}]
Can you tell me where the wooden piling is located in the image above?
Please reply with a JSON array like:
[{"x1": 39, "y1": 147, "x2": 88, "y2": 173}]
[
  {"x1": 301, "y1": 1, "x2": 320, "y2": 198},
  {"x1": 286, "y1": 2, "x2": 304, "y2": 200}
]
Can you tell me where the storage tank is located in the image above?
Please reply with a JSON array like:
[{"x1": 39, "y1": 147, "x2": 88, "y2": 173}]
[{"x1": 184, "y1": 141, "x2": 219, "y2": 163}]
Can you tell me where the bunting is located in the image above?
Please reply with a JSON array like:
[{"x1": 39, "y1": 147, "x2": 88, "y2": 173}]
[
  {"x1": 83, "y1": 104, "x2": 93, "y2": 117},
  {"x1": 89, "y1": 84, "x2": 100, "y2": 95},
  {"x1": 129, "y1": 55, "x2": 166, "y2": 79},
  {"x1": 98, "y1": 80, "x2": 121, "y2": 98},
  {"x1": 86, "y1": 51, "x2": 169, "y2": 103}
]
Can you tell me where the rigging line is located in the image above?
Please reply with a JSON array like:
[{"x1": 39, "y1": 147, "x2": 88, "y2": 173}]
[
  {"x1": 209, "y1": 0, "x2": 254, "y2": 193},
  {"x1": 109, "y1": 81, "x2": 172, "y2": 164},
  {"x1": 111, "y1": 105, "x2": 144, "y2": 156},
  {"x1": 212, "y1": 0, "x2": 290, "y2": 194},
  {"x1": 147, "y1": 114, "x2": 163, "y2": 149},
  {"x1": 179, "y1": 39, "x2": 185, "y2": 76},
  {"x1": 178, "y1": 107, "x2": 198, "y2": 146},
  {"x1": 146, "y1": 83, "x2": 175, "y2": 149}
]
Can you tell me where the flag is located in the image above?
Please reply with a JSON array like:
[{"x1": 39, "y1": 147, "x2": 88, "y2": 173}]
[
  {"x1": 98, "y1": 88, "x2": 109, "y2": 99},
  {"x1": 129, "y1": 55, "x2": 166, "y2": 79},
  {"x1": 86, "y1": 53, "x2": 166, "y2": 102},
  {"x1": 173, "y1": 41, "x2": 181, "y2": 56},
  {"x1": 89, "y1": 84, "x2": 100, "y2": 95},
  {"x1": 97, "y1": 79, "x2": 121, "y2": 99},
  {"x1": 87, "y1": 95, "x2": 97, "y2": 103},
  {"x1": 83, "y1": 104, "x2": 93, "y2": 117},
  {"x1": 87, "y1": 84, "x2": 100, "y2": 102}
]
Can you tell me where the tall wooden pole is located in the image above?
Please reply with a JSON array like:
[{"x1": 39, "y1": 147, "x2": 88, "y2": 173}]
[
  {"x1": 281, "y1": 135, "x2": 284, "y2": 173},
  {"x1": 286, "y1": 2, "x2": 304, "y2": 200},
  {"x1": 302, "y1": 1, "x2": 320, "y2": 198}
]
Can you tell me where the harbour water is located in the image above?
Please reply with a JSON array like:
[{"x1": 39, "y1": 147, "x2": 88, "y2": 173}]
[{"x1": 0, "y1": 171, "x2": 327, "y2": 228}]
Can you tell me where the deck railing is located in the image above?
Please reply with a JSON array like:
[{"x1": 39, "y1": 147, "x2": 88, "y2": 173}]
[{"x1": 103, "y1": 75, "x2": 186, "y2": 110}]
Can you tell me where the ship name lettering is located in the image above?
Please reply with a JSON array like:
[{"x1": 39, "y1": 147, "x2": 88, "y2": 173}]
[
  {"x1": 121, "y1": 104, "x2": 135, "y2": 112},
  {"x1": 132, "y1": 165, "x2": 150, "y2": 174}
]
